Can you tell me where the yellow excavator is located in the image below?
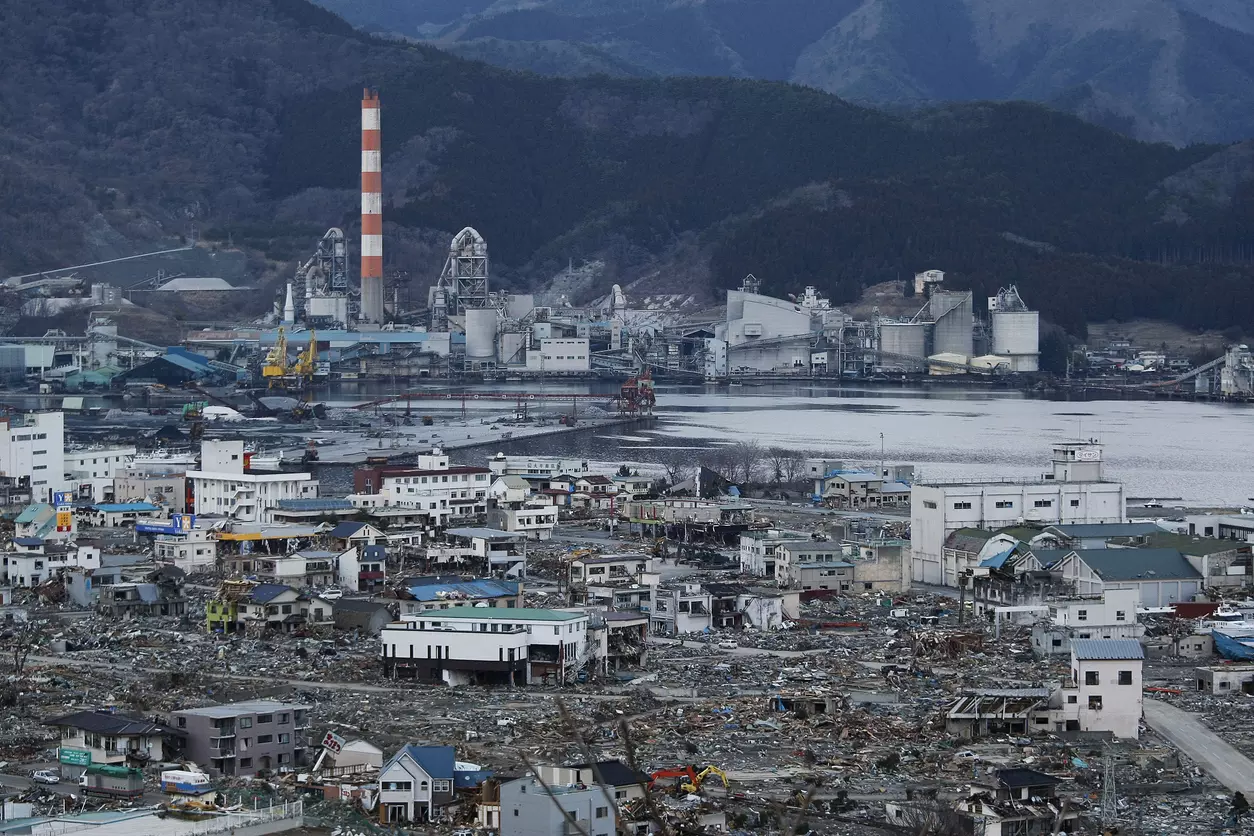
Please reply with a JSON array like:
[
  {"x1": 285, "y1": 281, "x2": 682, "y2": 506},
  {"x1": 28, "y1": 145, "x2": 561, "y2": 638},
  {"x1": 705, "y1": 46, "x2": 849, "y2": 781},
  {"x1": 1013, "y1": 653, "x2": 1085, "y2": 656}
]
[{"x1": 678, "y1": 765, "x2": 729, "y2": 794}]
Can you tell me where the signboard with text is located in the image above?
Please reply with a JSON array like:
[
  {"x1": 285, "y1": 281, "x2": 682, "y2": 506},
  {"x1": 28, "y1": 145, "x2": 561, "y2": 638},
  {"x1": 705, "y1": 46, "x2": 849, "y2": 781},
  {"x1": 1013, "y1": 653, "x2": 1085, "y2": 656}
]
[
  {"x1": 54, "y1": 491, "x2": 74, "y2": 533},
  {"x1": 58, "y1": 748, "x2": 91, "y2": 766},
  {"x1": 321, "y1": 731, "x2": 346, "y2": 755}
]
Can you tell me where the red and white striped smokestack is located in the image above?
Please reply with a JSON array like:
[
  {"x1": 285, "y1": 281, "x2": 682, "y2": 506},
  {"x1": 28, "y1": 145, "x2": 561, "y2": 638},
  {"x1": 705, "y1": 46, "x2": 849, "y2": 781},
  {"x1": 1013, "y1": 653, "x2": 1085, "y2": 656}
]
[{"x1": 359, "y1": 88, "x2": 384, "y2": 324}]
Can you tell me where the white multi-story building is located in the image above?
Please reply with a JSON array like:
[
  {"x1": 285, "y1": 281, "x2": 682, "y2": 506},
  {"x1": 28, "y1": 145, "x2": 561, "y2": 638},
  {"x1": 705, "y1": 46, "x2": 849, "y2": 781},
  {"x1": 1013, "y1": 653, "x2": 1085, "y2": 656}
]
[
  {"x1": 487, "y1": 455, "x2": 592, "y2": 479},
  {"x1": 65, "y1": 445, "x2": 136, "y2": 502},
  {"x1": 353, "y1": 450, "x2": 491, "y2": 529},
  {"x1": 381, "y1": 607, "x2": 590, "y2": 685},
  {"x1": 1031, "y1": 588, "x2": 1144, "y2": 657},
  {"x1": 911, "y1": 443, "x2": 1125, "y2": 586},
  {"x1": 2, "y1": 544, "x2": 100, "y2": 587},
  {"x1": 488, "y1": 503, "x2": 558, "y2": 540},
  {"x1": 1053, "y1": 638, "x2": 1143, "y2": 739},
  {"x1": 187, "y1": 441, "x2": 317, "y2": 523},
  {"x1": 0, "y1": 411, "x2": 65, "y2": 502},
  {"x1": 524, "y1": 338, "x2": 590, "y2": 372},
  {"x1": 739, "y1": 529, "x2": 810, "y2": 577},
  {"x1": 154, "y1": 527, "x2": 217, "y2": 571}
]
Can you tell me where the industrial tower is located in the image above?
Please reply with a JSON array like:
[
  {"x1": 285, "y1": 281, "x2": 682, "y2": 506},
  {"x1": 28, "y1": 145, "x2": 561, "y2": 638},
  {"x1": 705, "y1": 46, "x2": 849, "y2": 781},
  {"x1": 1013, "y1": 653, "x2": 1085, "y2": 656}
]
[{"x1": 359, "y1": 88, "x2": 385, "y2": 325}]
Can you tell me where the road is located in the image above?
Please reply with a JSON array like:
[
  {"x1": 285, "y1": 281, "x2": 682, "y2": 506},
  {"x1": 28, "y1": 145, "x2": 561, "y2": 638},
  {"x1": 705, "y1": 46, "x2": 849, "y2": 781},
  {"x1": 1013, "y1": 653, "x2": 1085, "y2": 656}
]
[{"x1": 1143, "y1": 698, "x2": 1254, "y2": 794}]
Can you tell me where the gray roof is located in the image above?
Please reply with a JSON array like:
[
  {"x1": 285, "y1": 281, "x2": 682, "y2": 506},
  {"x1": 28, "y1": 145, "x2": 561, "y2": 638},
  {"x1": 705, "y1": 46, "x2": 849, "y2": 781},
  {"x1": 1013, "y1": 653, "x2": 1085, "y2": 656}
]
[
  {"x1": 1072, "y1": 639, "x2": 1145, "y2": 660},
  {"x1": 1048, "y1": 523, "x2": 1163, "y2": 539},
  {"x1": 173, "y1": 700, "x2": 310, "y2": 718},
  {"x1": 1069, "y1": 548, "x2": 1202, "y2": 581}
]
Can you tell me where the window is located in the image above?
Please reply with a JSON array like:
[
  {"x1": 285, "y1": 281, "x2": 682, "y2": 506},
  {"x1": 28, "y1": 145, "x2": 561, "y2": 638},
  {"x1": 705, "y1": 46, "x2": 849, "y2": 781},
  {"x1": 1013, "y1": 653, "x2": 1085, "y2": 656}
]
[
  {"x1": 279, "y1": 733, "x2": 290, "y2": 744},
  {"x1": 1076, "y1": 609, "x2": 1088, "y2": 621},
  {"x1": 1088, "y1": 695, "x2": 1103, "y2": 710},
  {"x1": 1085, "y1": 671, "x2": 1099, "y2": 685},
  {"x1": 278, "y1": 753, "x2": 289, "y2": 764},
  {"x1": 239, "y1": 718, "x2": 253, "y2": 728},
  {"x1": 615, "y1": 790, "x2": 626, "y2": 800},
  {"x1": 1052, "y1": 638, "x2": 1062, "y2": 648},
  {"x1": 923, "y1": 501, "x2": 937, "y2": 509},
  {"x1": 952, "y1": 502, "x2": 972, "y2": 510},
  {"x1": 257, "y1": 734, "x2": 273, "y2": 744},
  {"x1": 383, "y1": 781, "x2": 412, "y2": 791},
  {"x1": 1115, "y1": 610, "x2": 1126, "y2": 621},
  {"x1": 1067, "y1": 695, "x2": 1077, "y2": 704},
  {"x1": 239, "y1": 758, "x2": 252, "y2": 768},
  {"x1": 434, "y1": 780, "x2": 451, "y2": 793},
  {"x1": 257, "y1": 714, "x2": 273, "y2": 723},
  {"x1": 1034, "y1": 499, "x2": 1053, "y2": 508},
  {"x1": 595, "y1": 807, "x2": 609, "y2": 819},
  {"x1": 1118, "y1": 670, "x2": 1133, "y2": 685},
  {"x1": 863, "y1": 583, "x2": 873, "y2": 591},
  {"x1": 1070, "y1": 499, "x2": 1080, "y2": 507},
  {"x1": 995, "y1": 500, "x2": 1013, "y2": 509},
  {"x1": 177, "y1": 717, "x2": 186, "y2": 728}
]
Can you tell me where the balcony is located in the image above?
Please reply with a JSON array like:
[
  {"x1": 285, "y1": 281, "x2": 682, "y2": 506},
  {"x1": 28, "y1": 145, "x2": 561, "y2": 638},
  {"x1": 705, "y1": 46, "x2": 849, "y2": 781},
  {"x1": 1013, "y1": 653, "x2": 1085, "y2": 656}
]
[{"x1": 358, "y1": 571, "x2": 385, "y2": 580}]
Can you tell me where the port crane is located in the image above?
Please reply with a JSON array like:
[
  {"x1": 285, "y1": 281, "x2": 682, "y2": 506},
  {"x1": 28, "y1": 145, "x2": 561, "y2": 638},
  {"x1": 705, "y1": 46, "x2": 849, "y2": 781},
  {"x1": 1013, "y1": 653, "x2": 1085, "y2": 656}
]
[{"x1": 261, "y1": 327, "x2": 318, "y2": 390}]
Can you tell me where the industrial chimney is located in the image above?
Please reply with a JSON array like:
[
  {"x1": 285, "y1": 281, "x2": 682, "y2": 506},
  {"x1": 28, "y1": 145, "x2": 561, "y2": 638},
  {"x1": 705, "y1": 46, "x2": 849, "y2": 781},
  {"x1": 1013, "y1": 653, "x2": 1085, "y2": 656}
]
[{"x1": 359, "y1": 88, "x2": 384, "y2": 325}]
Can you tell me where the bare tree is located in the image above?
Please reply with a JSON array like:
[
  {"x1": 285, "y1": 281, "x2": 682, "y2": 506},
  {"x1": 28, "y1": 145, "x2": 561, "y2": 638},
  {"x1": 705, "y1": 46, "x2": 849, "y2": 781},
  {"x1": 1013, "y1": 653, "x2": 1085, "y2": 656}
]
[
  {"x1": 729, "y1": 440, "x2": 764, "y2": 485},
  {"x1": 1, "y1": 621, "x2": 46, "y2": 676},
  {"x1": 767, "y1": 447, "x2": 808, "y2": 485},
  {"x1": 890, "y1": 798, "x2": 970, "y2": 836}
]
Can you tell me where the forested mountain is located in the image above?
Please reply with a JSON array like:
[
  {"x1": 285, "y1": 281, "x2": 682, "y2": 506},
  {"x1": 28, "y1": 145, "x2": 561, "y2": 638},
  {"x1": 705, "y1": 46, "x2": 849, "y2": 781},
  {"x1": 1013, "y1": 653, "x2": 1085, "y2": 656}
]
[
  {"x1": 316, "y1": 0, "x2": 1254, "y2": 146},
  {"x1": 2, "y1": 0, "x2": 1254, "y2": 336}
]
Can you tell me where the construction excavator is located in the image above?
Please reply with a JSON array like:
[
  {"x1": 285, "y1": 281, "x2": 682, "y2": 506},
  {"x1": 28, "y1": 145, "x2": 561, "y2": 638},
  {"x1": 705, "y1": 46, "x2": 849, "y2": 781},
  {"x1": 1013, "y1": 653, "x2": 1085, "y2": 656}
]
[{"x1": 649, "y1": 765, "x2": 729, "y2": 795}]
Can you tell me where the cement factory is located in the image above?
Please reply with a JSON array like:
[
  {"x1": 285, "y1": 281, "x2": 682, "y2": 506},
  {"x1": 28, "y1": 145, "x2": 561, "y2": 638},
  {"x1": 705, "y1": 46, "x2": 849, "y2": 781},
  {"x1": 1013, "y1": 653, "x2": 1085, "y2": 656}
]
[{"x1": 6, "y1": 86, "x2": 1254, "y2": 400}]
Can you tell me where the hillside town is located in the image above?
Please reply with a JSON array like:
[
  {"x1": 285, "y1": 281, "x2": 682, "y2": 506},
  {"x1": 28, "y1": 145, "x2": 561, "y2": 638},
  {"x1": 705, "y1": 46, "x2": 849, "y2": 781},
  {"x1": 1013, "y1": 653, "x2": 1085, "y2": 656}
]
[{"x1": 0, "y1": 408, "x2": 1250, "y2": 835}]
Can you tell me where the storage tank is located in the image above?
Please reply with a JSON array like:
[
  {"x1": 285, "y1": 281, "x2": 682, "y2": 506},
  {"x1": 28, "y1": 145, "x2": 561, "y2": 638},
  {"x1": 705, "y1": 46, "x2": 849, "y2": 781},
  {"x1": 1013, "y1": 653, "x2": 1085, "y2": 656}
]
[
  {"x1": 465, "y1": 308, "x2": 499, "y2": 360},
  {"x1": 498, "y1": 331, "x2": 527, "y2": 365},
  {"x1": 991, "y1": 311, "x2": 1040, "y2": 372},
  {"x1": 929, "y1": 291, "x2": 974, "y2": 357},
  {"x1": 879, "y1": 323, "x2": 927, "y2": 359}
]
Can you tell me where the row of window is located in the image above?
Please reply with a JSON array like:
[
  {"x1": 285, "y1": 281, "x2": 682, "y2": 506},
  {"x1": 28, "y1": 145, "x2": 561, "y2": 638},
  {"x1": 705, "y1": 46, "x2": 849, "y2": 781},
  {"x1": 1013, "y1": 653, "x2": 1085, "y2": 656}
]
[{"x1": 951, "y1": 498, "x2": 1084, "y2": 510}]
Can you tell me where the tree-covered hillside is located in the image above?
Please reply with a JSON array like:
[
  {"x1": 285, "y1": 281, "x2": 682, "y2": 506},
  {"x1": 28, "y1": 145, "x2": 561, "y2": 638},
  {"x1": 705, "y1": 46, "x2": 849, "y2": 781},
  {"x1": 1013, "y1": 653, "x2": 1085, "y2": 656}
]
[{"x1": 2, "y1": 0, "x2": 1253, "y2": 335}]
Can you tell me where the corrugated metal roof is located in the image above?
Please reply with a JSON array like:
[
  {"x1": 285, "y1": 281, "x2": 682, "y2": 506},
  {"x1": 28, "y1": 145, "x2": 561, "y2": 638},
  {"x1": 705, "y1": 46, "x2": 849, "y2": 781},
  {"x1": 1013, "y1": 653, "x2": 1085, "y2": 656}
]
[
  {"x1": 1049, "y1": 523, "x2": 1163, "y2": 538},
  {"x1": 407, "y1": 579, "x2": 519, "y2": 602},
  {"x1": 979, "y1": 546, "x2": 1017, "y2": 569},
  {"x1": 15, "y1": 504, "x2": 50, "y2": 524},
  {"x1": 1069, "y1": 548, "x2": 1201, "y2": 581},
  {"x1": 1072, "y1": 638, "x2": 1145, "y2": 660}
]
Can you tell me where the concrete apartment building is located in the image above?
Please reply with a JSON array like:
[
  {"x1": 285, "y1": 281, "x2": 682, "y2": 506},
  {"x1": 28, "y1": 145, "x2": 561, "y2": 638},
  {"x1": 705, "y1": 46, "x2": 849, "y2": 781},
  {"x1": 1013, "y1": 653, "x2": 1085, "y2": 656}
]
[
  {"x1": 0, "y1": 411, "x2": 65, "y2": 501},
  {"x1": 911, "y1": 442, "x2": 1126, "y2": 586},
  {"x1": 353, "y1": 449, "x2": 492, "y2": 529},
  {"x1": 166, "y1": 699, "x2": 311, "y2": 777},
  {"x1": 187, "y1": 441, "x2": 317, "y2": 523},
  {"x1": 380, "y1": 607, "x2": 590, "y2": 686},
  {"x1": 65, "y1": 445, "x2": 135, "y2": 502},
  {"x1": 1055, "y1": 639, "x2": 1144, "y2": 739}
]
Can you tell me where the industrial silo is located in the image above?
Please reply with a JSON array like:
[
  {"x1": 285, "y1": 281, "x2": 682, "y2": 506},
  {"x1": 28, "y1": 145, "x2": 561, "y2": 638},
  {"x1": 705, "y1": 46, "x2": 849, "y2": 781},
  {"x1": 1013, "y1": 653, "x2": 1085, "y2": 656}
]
[
  {"x1": 991, "y1": 311, "x2": 1040, "y2": 372},
  {"x1": 879, "y1": 323, "x2": 927, "y2": 359},
  {"x1": 465, "y1": 308, "x2": 500, "y2": 361},
  {"x1": 929, "y1": 291, "x2": 974, "y2": 357}
]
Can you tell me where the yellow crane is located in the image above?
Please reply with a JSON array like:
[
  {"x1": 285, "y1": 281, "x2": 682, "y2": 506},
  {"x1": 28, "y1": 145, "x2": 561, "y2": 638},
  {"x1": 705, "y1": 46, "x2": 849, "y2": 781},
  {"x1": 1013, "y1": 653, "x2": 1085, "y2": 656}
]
[
  {"x1": 262, "y1": 326, "x2": 290, "y2": 387},
  {"x1": 262, "y1": 327, "x2": 317, "y2": 390}
]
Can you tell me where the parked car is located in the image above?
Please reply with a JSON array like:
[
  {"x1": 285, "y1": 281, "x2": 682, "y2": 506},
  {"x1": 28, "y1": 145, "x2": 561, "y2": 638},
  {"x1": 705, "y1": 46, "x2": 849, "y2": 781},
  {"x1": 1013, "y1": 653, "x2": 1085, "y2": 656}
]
[
  {"x1": 319, "y1": 587, "x2": 344, "y2": 601},
  {"x1": 32, "y1": 769, "x2": 61, "y2": 784},
  {"x1": 717, "y1": 640, "x2": 739, "y2": 651}
]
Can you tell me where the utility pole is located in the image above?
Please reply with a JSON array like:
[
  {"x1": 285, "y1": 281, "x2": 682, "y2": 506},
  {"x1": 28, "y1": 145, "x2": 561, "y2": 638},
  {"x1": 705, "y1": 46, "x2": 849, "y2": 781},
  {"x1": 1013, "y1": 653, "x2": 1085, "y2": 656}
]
[
  {"x1": 879, "y1": 432, "x2": 885, "y2": 479},
  {"x1": 1100, "y1": 744, "x2": 1118, "y2": 831}
]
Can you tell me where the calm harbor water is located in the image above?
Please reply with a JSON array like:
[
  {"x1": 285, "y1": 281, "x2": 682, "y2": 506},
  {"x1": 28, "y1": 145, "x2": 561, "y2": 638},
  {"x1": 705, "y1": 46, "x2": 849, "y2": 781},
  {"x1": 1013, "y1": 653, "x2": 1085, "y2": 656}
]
[{"x1": 446, "y1": 381, "x2": 1254, "y2": 508}]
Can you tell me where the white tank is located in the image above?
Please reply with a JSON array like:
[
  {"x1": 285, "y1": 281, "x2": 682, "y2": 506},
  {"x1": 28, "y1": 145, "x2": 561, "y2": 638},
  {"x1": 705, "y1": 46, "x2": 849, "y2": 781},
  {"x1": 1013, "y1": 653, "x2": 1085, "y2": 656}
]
[
  {"x1": 465, "y1": 308, "x2": 499, "y2": 360},
  {"x1": 991, "y1": 311, "x2": 1039, "y2": 358}
]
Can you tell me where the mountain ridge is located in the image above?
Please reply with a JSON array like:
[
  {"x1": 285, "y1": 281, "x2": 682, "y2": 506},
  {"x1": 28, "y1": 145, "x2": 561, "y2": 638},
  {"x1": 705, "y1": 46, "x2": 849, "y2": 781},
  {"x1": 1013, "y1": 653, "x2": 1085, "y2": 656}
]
[
  {"x1": 315, "y1": 0, "x2": 1254, "y2": 145},
  {"x1": 2, "y1": 0, "x2": 1254, "y2": 338}
]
